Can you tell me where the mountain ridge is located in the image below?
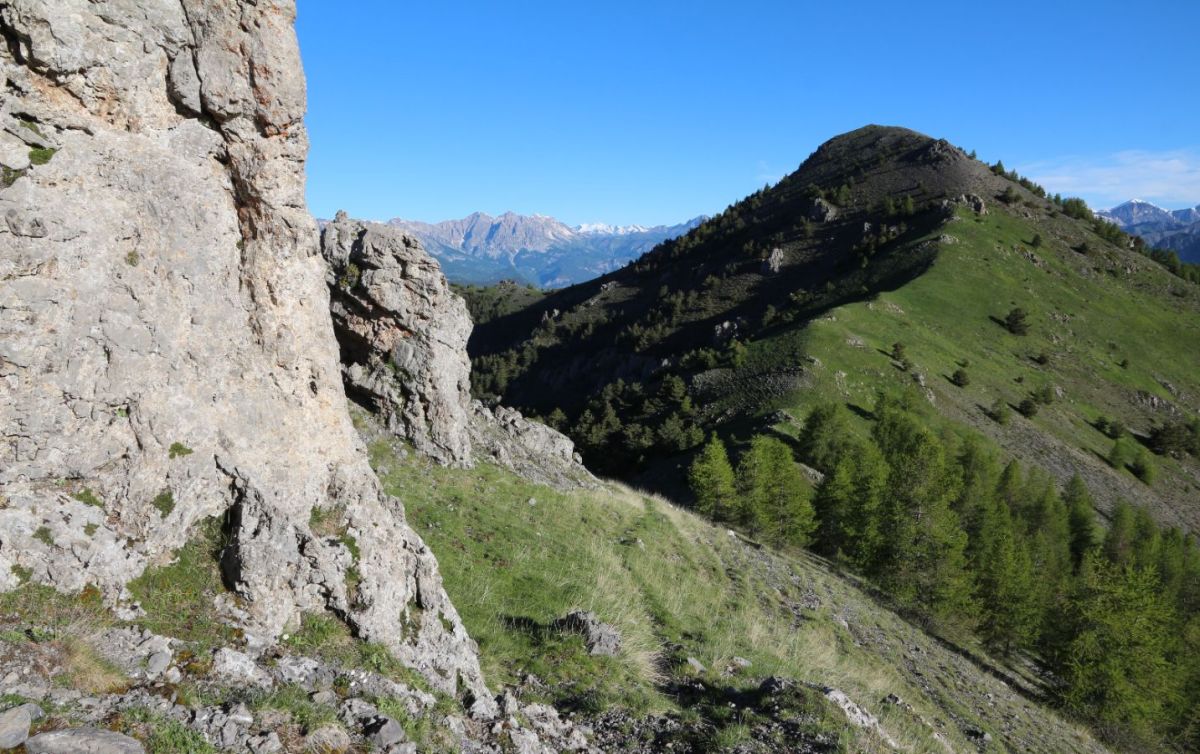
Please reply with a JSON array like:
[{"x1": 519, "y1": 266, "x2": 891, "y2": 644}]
[
  {"x1": 1098, "y1": 199, "x2": 1200, "y2": 262},
  {"x1": 383, "y1": 211, "x2": 706, "y2": 287}
]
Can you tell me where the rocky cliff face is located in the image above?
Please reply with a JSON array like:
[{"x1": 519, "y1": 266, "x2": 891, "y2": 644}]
[
  {"x1": 322, "y1": 213, "x2": 475, "y2": 466},
  {"x1": 320, "y1": 214, "x2": 595, "y2": 488},
  {"x1": 0, "y1": 0, "x2": 490, "y2": 712}
]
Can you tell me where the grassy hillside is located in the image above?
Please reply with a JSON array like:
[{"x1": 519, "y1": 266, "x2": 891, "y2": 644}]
[
  {"x1": 366, "y1": 424, "x2": 1112, "y2": 754},
  {"x1": 463, "y1": 125, "x2": 1200, "y2": 532}
]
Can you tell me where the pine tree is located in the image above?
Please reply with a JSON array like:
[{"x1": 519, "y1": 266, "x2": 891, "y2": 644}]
[
  {"x1": 955, "y1": 438, "x2": 1001, "y2": 564},
  {"x1": 737, "y1": 435, "x2": 815, "y2": 546},
  {"x1": 1064, "y1": 474, "x2": 1098, "y2": 569},
  {"x1": 975, "y1": 497, "x2": 1039, "y2": 655},
  {"x1": 1004, "y1": 307, "x2": 1030, "y2": 335},
  {"x1": 871, "y1": 408, "x2": 976, "y2": 627},
  {"x1": 1058, "y1": 554, "x2": 1177, "y2": 743},
  {"x1": 812, "y1": 438, "x2": 886, "y2": 567},
  {"x1": 798, "y1": 402, "x2": 853, "y2": 473},
  {"x1": 688, "y1": 433, "x2": 737, "y2": 521},
  {"x1": 1103, "y1": 500, "x2": 1137, "y2": 566}
]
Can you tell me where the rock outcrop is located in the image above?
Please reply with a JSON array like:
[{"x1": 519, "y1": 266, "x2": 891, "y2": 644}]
[
  {"x1": 320, "y1": 214, "x2": 595, "y2": 488},
  {"x1": 0, "y1": 0, "x2": 489, "y2": 713},
  {"x1": 321, "y1": 213, "x2": 474, "y2": 466}
]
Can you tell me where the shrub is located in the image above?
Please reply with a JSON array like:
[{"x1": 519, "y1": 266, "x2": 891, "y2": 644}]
[
  {"x1": 1130, "y1": 449, "x2": 1156, "y2": 484},
  {"x1": 951, "y1": 369, "x2": 970, "y2": 387},
  {"x1": 168, "y1": 442, "x2": 193, "y2": 459},
  {"x1": 151, "y1": 490, "x2": 175, "y2": 518},
  {"x1": 28, "y1": 147, "x2": 57, "y2": 166},
  {"x1": 72, "y1": 488, "x2": 103, "y2": 508},
  {"x1": 1017, "y1": 398, "x2": 1039, "y2": 418},
  {"x1": 1031, "y1": 233, "x2": 1043, "y2": 248},
  {"x1": 1004, "y1": 307, "x2": 1030, "y2": 335},
  {"x1": 890, "y1": 342, "x2": 906, "y2": 361},
  {"x1": 989, "y1": 400, "x2": 1012, "y2": 425}
]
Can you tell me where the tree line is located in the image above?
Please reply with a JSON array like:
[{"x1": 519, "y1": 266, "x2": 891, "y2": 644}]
[{"x1": 689, "y1": 396, "x2": 1200, "y2": 750}]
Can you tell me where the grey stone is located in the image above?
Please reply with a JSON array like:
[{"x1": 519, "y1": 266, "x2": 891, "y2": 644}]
[
  {"x1": 686, "y1": 657, "x2": 707, "y2": 674},
  {"x1": 761, "y1": 247, "x2": 784, "y2": 274},
  {"x1": 0, "y1": 702, "x2": 38, "y2": 748},
  {"x1": 209, "y1": 649, "x2": 272, "y2": 690},
  {"x1": 320, "y1": 214, "x2": 593, "y2": 491},
  {"x1": 553, "y1": 610, "x2": 621, "y2": 657},
  {"x1": 246, "y1": 731, "x2": 283, "y2": 754},
  {"x1": 364, "y1": 716, "x2": 406, "y2": 748},
  {"x1": 808, "y1": 197, "x2": 838, "y2": 221},
  {"x1": 24, "y1": 727, "x2": 144, "y2": 754}
]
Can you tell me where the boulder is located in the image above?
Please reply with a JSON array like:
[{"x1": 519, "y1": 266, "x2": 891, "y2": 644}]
[
  {"x1": 25, "y1": 727, "x2": 144, "y2": 754},
  {"x1": 553, "y1": 610, "x2": 622, "y2": 657},
  {"x1": 364, "y1": 716, "x2": 406, "y2": 748},
  {"x1": 808, "y1": 198, "x2": 838, "y2": 222},
  {"x1": 761, "y1": 247, "x2": 785, "y2": 274},
  {"x1": 0, "y1": 702, "x2": 40, "y2": 748}
]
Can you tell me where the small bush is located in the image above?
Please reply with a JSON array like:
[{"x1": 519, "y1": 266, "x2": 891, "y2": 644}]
[
  {"x1": 339, "y1": 262, "x2": 361, "y2": 291},
  {"x1": 72, "y1": 488, "x2": 103, "y2": 508},
  {"x1": 33, "y1": 526, "x2": 53, "y2": 546},
  {"x1": 151, "y1": 489, "x2": 175, "y2": 518},
  {"x1": 1032, "y1": 385, "x2": 1055, "y2": 405},
  {"x1": 1004, "y1": 307, "x2": 1030, "y2": 335},
  {"x1": 28, "y1": 147, "x2": 57, "y2": 166},
  {"x1": 1017, "y1": 398, "x2": 1039, "y2": 418},
  {"x1": 168, "y1": 442, "x2": 193, "y2": 459},
  {"x1": 1031, "y1": 233, "x2": 1043, "y2": 248},
  {"x1": 951, "y1": 369, "x2": 970, "y2": 387},
  {"x1": 1032, "y1": 352, "x2": 1050, "y2": 366},
  {"x1": 1130, "y1": 448, "x2": 1156, "y2": 484},
  {"x1": 988, "y1": 400, "x2": 1012, "y2": 425}
]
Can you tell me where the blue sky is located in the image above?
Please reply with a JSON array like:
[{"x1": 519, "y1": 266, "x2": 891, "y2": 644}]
[{"x1": 297, "y1": 0, "x2": 1200, "y2": 226}]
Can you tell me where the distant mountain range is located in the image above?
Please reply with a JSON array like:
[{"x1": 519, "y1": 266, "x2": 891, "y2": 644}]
[
  {"x1": 1097, "y1": 199, "x2": 1200, "y2": 262},
  {"x1": 384, "y1": 212, "x2": 706, "y2": 287}
]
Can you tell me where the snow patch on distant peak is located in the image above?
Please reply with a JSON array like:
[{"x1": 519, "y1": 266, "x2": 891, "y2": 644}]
[{"x1": 575, "y1": 222, "x2": 651, "y2": 235}]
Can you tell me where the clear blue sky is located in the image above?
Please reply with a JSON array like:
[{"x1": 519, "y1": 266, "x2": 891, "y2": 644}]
[{"x1": 297, "y1": 0, "x2": 1200, "y2": 226}]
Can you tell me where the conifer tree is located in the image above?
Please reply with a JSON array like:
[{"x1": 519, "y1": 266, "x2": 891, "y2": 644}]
[
  {"x1": 688, "y1": 433, "x2": 737, "y2": 521},
  {"x1": 1103, "y1": 500, "x2": 1137, "y2": 566},
  {"x1": 976, "y1": 496, "x2": 1039, "y2": 655},
  {"x1": 811, "y1": 439, "x2": 887, "y2": 566},
  {"x1": 871, "y1": 406, "x2": 976, "y2": 627},
  {"x1": 1058, "y1": 554, "x2": 1177, "y2": 742},
  {"x1": 798, "y1": 402, "x2": 853, "y2": 473},
  {"x1": 737, "y1": 435, "x2": 815, "y2": 546},
  {"x1": 955, "y1": 438, "x2": 1001, "y2": 564},
  {"x1": 1064, "y1": 474, "x2": 1098, "y2": 569}
]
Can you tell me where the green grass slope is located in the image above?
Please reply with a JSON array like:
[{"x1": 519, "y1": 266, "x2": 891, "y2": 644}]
[
  {"x1": 754, "y1": 204, "x2": 1200, "y2": 530},
  {"x1": 367, "y1": 426, "x2": 1111, "y2": 754}
]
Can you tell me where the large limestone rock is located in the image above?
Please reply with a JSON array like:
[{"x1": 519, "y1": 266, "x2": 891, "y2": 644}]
[
  {"x1": 322, "y1": 213, "x2": 474, "y2": 465},
  {"x1": 320, "y1": 215, "x2": 595, "y2": 487},
  {"x1": 0, "y1": 0, "x2": 490, "y2": 713}
]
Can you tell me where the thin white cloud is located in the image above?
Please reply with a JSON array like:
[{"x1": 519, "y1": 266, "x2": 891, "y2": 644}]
[
  {"x1": 754, "y1": 160, "x2": 784, "y2": 186},
  {"x1": 1019, "y1": 149, "x2": 1200, "y2": 210}
]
